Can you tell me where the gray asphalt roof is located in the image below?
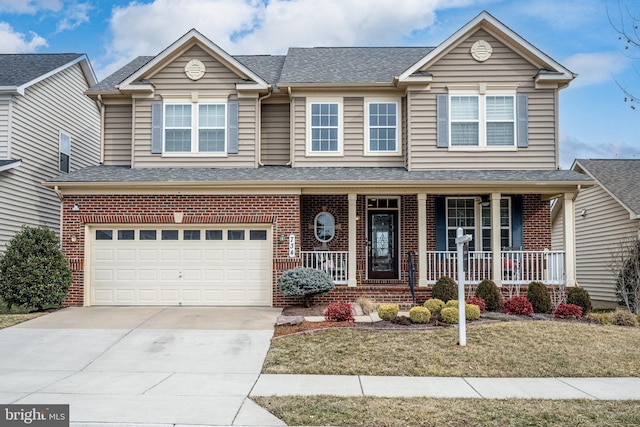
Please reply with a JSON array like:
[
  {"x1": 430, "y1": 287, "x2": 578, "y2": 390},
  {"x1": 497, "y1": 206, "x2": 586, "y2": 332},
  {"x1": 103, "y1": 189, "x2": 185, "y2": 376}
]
[
  {"x1": 0, "y1": 159, "x2": 20, "y2": 167},
  {"x1": 88, "y1": 56, "x2": 154, "y2": 92},
  {"x1": 278, "y1": 47, "x2": 433, "y2": 84},
  {"x1": 575, "y1": 159, "x2": 640, "y2": 216},
  {"x1": 0, "y1": 54, "x2": 83, "y2": 87},
  {"x1": 235, "y1": 55, "x2": 285, "y2": 85},
  {"x1": 47, "y1": 165, "x2": 592, "y2": 185}
]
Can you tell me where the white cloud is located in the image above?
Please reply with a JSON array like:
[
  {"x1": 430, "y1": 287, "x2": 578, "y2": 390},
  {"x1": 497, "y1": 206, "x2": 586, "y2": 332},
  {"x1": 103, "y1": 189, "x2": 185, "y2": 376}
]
[
  {"x1": 560, "y1": 134, "x2": 640, "y2": 169},
  {"x1": 0, "y1": 22, "x2": 47, "y2": 53},
  {"x1": 56, "y1": 2, "x2": 91, "y2": 32},
  {"x1": 96, "y1": 0, "x2": 479, "y2": 79},
  {"x1": 563, "y1": 51, "x2": 631, "y2": 88},
  {"x1": 0, "y1": 0, "x2": 62, "y2": 14}
]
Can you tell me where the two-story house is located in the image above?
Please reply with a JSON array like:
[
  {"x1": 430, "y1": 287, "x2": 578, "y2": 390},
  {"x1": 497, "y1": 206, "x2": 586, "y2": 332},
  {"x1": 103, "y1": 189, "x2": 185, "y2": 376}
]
[
  {"x1": 1, "y1": 54, "x2": 100, "y2": 252},
  {"x1": 45, "y1": 12, "x2": 592, "y2": 307}
]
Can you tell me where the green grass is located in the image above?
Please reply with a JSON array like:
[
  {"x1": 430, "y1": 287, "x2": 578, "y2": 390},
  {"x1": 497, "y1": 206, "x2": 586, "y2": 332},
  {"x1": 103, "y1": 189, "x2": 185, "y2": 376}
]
[
  {"x1": 263, "y1": 321, "x2": 640, "y2": 377},
  {"x1": 0, "y1": 299, "x2": 44, "y2": 328},
  {"x1": 253, "y1": 396, "x2": 640, "y2": 427}
]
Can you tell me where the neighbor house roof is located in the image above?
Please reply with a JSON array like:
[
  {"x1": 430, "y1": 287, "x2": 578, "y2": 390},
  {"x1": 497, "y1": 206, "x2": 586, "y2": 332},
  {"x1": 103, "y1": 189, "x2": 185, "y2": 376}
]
[
  {"x1": 0, "y1": 54, "x2": 96, "y2": 95},
  {"x1": 87, "y1": 56, "x2": 154, "y2": 93},
  {"x1": 0, "y1": 159, "x2": 21, "y2": 172},
  {"x1": 573, "y1": 159, "x2": 640, "y2": 218}
]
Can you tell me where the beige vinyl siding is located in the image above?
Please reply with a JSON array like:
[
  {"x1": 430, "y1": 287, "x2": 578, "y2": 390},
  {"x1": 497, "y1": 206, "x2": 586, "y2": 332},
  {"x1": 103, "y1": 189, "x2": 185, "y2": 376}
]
[
  {"x1": 551, "y1": 202, "x2": 564, "y2": 251},
  {"x1": 261, "y1": 103, "x2": 290, "y2": 165},
  {"x1": 0, "y1": 63, "x2": 99, "y2": 250},
  {"x1": 408, "y1": 29, "x2": 557, "y2": 170},
  {"x1": 574, "y1": 184, "x2": 640, "y2": 303},
  {"x1": 103, "y1": 103, "x2": 132, "y2": 166},
  {"x1": 133, "y1": 44, "x2": 257, "y2": 168},
  {"x1": 292, "y1": 96, "x2": 405, "y2": 167},
  {"x1": 0, "y1": 97, "x2": 9, "y2": 159}
]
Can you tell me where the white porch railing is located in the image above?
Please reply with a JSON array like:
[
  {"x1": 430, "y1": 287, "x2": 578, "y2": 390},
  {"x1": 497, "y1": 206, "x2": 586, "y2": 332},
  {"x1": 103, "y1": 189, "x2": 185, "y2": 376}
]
[
  {"x1": 425, "y1": 250, "x2": 566, "y2": 289},
  {"x1": 300, "y1": 251, "x2": 348, "y2": 284}
]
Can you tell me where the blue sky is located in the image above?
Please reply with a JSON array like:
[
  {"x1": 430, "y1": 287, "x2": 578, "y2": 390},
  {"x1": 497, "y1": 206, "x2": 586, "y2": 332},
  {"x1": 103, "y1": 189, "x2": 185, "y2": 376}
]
[{"x1": 1, "y1": 0, "x2": 638, "y2": 169}]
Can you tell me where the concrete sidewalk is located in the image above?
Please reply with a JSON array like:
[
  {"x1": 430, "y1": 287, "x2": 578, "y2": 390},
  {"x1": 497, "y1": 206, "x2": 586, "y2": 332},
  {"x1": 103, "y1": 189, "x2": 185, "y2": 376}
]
[{"x1": 251, "y1": 374, "x2": 640, "y2": 400}]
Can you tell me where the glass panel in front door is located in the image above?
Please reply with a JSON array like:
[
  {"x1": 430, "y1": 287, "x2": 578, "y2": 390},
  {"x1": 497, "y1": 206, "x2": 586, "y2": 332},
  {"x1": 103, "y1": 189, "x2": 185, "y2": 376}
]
[{"x1": 369, "y1": 212, "x2": 398, "y2": 279}]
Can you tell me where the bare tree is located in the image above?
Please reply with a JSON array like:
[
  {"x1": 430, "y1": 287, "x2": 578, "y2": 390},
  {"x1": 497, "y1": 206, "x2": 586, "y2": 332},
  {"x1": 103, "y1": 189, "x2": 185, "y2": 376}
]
[
  {"x1": 610, "y1": 234, "x2": 640, "y2": 313},
  {"x1": 608, "y1": 1, "x2": 640, "y2": 109}
]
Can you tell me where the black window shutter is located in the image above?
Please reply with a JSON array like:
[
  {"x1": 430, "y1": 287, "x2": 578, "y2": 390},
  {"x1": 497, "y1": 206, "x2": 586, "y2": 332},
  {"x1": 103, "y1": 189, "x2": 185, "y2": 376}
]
[
  {"x1": 511, "y1": 195, "x2": 523, "y2": 248},
  {"x1": 436, "y1": 94, "x2": 449, "y2": 148},
  {"x1": 151, "y1": 102, "x2": 163, "y2": 154},
  {"x1": 227, "y1": 101, "x2": 239, "y2": 154},
  {"x1": 435, "y1": 196, "x2": 447, "y2": 251},
  {"x1": 516, "y1": 94, "x2": 528, "y2": 148}
]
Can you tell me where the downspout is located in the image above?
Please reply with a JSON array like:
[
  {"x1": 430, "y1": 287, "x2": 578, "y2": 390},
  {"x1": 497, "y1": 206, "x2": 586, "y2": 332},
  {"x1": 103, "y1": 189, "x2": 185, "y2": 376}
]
[
  {"x1": 53, "y1": 185, "x2": 63, "y2": 201},
  {"x1": 98, "y1": 95, "x2": 105, "y2": 164},
  {"x1": 257, "y1": 87, "x2": 273, "y2": 167}
]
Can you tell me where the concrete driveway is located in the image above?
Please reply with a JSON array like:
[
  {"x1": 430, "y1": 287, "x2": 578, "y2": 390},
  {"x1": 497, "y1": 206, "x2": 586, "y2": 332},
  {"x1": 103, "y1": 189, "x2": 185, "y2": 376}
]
[{"x1": 0, "y1": 306, "x2": 284, "y2": 426}]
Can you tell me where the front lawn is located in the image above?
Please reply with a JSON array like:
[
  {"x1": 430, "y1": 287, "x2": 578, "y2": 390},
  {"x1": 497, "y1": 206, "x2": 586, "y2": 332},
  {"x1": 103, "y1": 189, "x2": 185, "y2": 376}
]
[
  {"x1": 263, "y1": 321, "x2": 640, "y2": 377},
  {"x1": 253, "y1": 396, "x2": 640, "y2": 427},
  {"x1": 0, "y1": 313, "x2": 44, "y2": 329}
]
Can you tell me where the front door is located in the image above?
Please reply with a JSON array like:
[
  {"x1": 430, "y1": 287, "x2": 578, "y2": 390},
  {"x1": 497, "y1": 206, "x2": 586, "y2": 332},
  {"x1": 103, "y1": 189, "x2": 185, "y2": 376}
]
[{"x1": 368, "y1": 211, "x2": 398, "y2": 279}]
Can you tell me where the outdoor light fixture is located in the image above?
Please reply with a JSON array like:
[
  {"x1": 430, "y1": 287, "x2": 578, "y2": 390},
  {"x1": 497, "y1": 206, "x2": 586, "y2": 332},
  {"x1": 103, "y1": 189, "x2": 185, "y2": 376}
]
[
  {"x1": 71, "y1": 234, "x2": 77, "y2": 243},
  {"x1": 580, "y1": 209, "x2": 588, "y2": 218},
  {"x1": 72, "y1": 202, "x2": 79, "y2": 211},
  {"x1": 279, "y1": 234, "x2": 286, "y2": 242},
  {"x1": 480, "y1": 196, "x2": 490, "y2": 207}
]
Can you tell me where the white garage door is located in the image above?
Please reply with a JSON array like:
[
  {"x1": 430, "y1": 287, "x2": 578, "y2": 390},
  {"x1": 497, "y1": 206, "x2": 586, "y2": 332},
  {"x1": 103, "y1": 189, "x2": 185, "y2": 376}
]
[{"x1": 89, "y1": 226, "x2": 272, "y2": 306}]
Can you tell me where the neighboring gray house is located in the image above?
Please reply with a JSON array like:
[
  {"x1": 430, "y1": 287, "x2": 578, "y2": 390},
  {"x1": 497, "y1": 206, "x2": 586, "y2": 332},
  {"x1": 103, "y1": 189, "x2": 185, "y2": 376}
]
[
  {"x1": 0, "y1": 54, "x2": 100, "y2": 251},
  {"x1": 552, "y1": 159, "x2": 640, "y2": 307}
]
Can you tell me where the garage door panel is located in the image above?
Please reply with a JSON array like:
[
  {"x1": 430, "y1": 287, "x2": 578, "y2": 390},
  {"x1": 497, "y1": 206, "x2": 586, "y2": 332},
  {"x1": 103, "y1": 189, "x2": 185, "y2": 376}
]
[{"x1": 90, "y1": 226, "x2": 271, "y2": 306}]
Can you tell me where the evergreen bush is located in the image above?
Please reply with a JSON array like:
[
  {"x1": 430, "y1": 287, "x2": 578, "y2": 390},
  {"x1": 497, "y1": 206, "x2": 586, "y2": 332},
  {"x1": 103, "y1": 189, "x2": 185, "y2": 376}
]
[
  {"x1": 526, "y1": 281, "x2": 552, "y2": 313},
  {"x1": 378, "y1": 304, "x2": 399, "y2": 321},
  {"x1": 423, "y1": 298, "x2": 445, "y2": 315},
  {"x1": 566, "y1": 287, "x2": 592, "y2": 315},
  {"x1": 409, "y1": 306, "x2": 431, "y2": 323},
  {"x1": 431, "y1": 276, "x2": 457, "y2": 302},
  {"x1": 0, "y1": 226, "x2": 72, "y2": 311},
  {"x1": 465, "y1": 296, "x2": 486, "y2": 313},
  {"x1": 465, "y1": 303, "x2": 481, "y2": 321},
  {"x1": 277, "y1": 267, "x2": 334, "y2": 307},
  {"x1": 475, "y1": 279, "x2": 503, "y2": 311},
  {"x1": 440, "y1": 307, "x2": 459, "y2": 324}
]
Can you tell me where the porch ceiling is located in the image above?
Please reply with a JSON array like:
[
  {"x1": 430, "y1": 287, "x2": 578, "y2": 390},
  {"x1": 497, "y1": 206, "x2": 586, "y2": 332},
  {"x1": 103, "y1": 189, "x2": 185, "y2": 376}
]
[{"x1": 45, "y1": 166, "x2": 593, "y2": 195}]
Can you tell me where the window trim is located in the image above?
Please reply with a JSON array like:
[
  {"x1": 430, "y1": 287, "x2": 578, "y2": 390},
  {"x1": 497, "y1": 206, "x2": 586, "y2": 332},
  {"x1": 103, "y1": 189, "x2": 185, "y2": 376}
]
[
  {"x1": 306, "y1": 98, "x2": 343, "y2": 156},
  {"x1": 162, "y1": 99, "x2": 228, "y2": 157},
  {"x1": 314, "y1": 211, "x2": 336, "y2": 243},
  {"x1": 364, "y1": 98, "x2": 402, "y2": 156},
  {"x1": 446, "y1": 196, "x2": 512, "y2": 251},
  {"x1": 59, "y1": 131, "x2": 71, "y2": 173},
  {"x1": 447, "y1": 86, "x2": 518, "y2": 151}
]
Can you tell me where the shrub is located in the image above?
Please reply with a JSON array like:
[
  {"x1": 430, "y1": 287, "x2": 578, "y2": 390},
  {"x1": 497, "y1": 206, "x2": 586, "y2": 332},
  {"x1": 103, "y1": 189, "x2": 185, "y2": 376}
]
[
  {"x1": 277, "y1": 267, "x2": 334, "y2": 307},
  {"x1": 566, "y1": 287, "x2": 592, "y2": 315},
  {"x1": 465, "y1": 296, "x2": 486, "y2": 313},
  {"x1": 554, "y1": 303, "x2": 583, "y2": 319},
  {"x1": 526, "y1": 282, "x2": 552, "y2": 313},
  {"x1": 440, "y1": 307, "x2": 459, "y2": 324},
  {"x1": 424, "y1": 298, "x2": 445, "y2": 315},
  {"x1": 465, "y1": 303, "x2": 481, "y2": 321},
  {"x1": 324, "y1": 302, "x2": 354, "y2": 322},
  {"x1": 586, "y1": 312, "x2": 612, "y2": 325},
  {"x1": 475, "y1": 279, "x2": 503, "y2": 311},
  {"x1": 431, "y1": 276, "x2": 457, "y2": 302},
  {"x1": 610, "y1": 309, "x2": 639, "y2": 327},
  {"x1": 615, "y1": 240, "x2": 640, "y2": 313},
  {"x1": 355, "y1": 296, "x2": 376, "y2": 315},
  {"x1": 0, "y1": 226, "x2": 72, "y2": 311},
  {"x1": 445, "y1": 299, "x2": 459, "y2": 308},
  {"x1": 503, "y1": 296, "x2": 534, "y2": 316},
  {"x1": 378, "y1": 304, "x2": 399, "y2": 321},
  {"x1": 409, "y1": 306, "x2": 431, "y2": 324}
]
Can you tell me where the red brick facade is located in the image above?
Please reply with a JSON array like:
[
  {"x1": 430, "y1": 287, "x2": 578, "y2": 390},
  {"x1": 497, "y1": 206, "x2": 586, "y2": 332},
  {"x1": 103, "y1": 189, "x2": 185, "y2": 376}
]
[{"x1": 61, "y1": 192, "x2": 552, "y2": 309}]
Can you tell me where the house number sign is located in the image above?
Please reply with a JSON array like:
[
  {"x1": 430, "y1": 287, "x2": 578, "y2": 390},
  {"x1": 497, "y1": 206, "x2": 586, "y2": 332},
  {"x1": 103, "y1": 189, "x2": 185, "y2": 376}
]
[{"x1": 288, "y1": 234, "x2": 296, "y2": 258}]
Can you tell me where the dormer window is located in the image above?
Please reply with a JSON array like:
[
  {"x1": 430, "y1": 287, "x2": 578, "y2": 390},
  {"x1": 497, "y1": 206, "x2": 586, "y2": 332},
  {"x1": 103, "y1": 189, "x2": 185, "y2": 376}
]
[{"x1": 164, "y1": 102, "x2": 226, "y2": 153}]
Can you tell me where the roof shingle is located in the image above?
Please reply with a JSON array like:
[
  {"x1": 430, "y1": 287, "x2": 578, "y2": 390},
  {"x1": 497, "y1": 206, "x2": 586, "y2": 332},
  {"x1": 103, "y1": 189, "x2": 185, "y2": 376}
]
[
  {"x1": 575, "y1": 159, "x2": 640, "y2": 216},
  {"x1": 0, "y1": 54, "x2": 83, "y2": 88}
]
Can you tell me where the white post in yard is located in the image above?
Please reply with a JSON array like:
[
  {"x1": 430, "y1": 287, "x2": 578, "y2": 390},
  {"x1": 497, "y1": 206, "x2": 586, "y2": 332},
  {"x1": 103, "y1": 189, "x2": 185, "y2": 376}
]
[{"x1": 455, "y1": 227, "x2": 472, "y2": 347}]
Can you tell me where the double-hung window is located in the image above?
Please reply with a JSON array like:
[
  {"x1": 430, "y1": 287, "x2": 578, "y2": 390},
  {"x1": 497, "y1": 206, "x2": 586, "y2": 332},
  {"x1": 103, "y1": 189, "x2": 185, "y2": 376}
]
[
  {"x1": 446, "y1": 197, "x2": 511, "y2": 251},
  {"x1": 308, "y1": 100, "x2": 341, "y2": 154},
  {"x1": 59, "y1": 131, "x2": 71, "y2": 173},
  {"x1": 366, "y1": 101, "x2": 400, "y2": 154},
  {"x1": 438, "y1": 86, "x2": 525, "y2": 149},
  {"x1": 162, "y1": 102, "x2": 228, "y2": 154}
]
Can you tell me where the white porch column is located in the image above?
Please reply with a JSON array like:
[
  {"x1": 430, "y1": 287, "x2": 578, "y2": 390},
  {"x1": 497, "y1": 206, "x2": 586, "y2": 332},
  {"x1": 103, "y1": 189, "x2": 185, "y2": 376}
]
[
  {"x1": 348, "y1": 193, "x2": 358, "y2": 287},
  {"x1": 490, "y1": 192, "x2": 503, "y2": 287},
  {"x1": 418, "y1": 193, "x2": 428, "y2": 287},
  {"x1": 563, "y1": 192, "x2": 576, "y2": 287}
]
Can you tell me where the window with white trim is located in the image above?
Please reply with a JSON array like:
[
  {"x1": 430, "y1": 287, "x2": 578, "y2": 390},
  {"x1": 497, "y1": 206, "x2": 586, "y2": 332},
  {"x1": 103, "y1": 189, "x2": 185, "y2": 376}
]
[
  {"x1": 59, "y1": 131, "x2": 71, "y2": 173},
  {"x1": 164, "y1": 102, "x2": 226, "y2": 153},
  {"x1": 314, "y1": 212, "x2": 335, "y2": 243},
  {"x1": 366, "y1": 101, "x2": 399, "y2": 153},
  {"x1": 449, "y1": 92, "x2": 515, "y2": 147},
  {"x1": 308, "y1": 101, "x2": 341, "y2": 153},
  {"x1": 446, "y1": 197, "x2": 511, "y2": 251}
]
